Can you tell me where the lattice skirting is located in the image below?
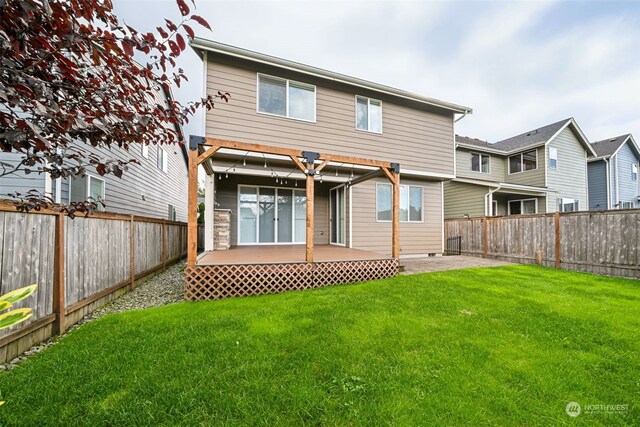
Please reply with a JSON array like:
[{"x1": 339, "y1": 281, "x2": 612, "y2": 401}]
[{"x1": 184, "y1": 259, "x2": 399, "y2": 301}]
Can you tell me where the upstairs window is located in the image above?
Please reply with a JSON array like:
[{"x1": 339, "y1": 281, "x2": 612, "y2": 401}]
[
  {"x1": 471, "y1": 152, "x2": 490, "y2": 173},
  {"x1": 257, "y1": 74, "x2": 316, "y2": 122},
  {"x1": 356, "y1": 96, "x2": 382, "y2": 133},
  {"x1": 141, "y1": 144, "x2": 149, "y2": 158},
  {"x1": 632, "y1": 164, "x2": 638, "y2": 182},
  {"x1": 549, "y1": 147, "x2": 558, "y2": 170},
  {"x1": 508, "y1": 149, "x2": 537, "y2": 174},
  {"x1": 157, "y1": 147, "x2": 168, "y2": 173}
]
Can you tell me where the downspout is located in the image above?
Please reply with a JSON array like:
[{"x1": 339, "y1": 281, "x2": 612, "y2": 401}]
[
  {"x1": 604, "y1": 158, "x2": 610, "y2": 209},
  {"x1": 485, "y1": 184, "x2": 501, "y2": 216}
]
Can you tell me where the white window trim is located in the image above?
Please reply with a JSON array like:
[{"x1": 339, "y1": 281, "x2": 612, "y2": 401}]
[
  {"x1": 237, "y1": 184, "x2": 307, "y2": 246},
  {"x1": 508, "y1": 149, "x2": 538, "y2": 175},
  {"x1": 558, "y1": 197, "x2": 579, "y2": 212},
  {"x1": 375, "y1": 182, "x2": 424, "y2": 223},
  {"x1": 470, "y1": 152, "x2": 490, "y2": 174},
  {"x1": 354, "y1": 95, "x2": 383, "y2": 134},
  {"x1": 157, "y1": 147, "x2": 168, "y2": 173},
  {"x1": 507, "y1": 198, "x2": 538, "y2": 215},
  {"x1": 632, "y1": 163, "x2": 638, "y2": 182},
  {"x1": 492, "y1": 200, "x2": 498, "y2": 216},
  {"x1": 142, "y1": 144, "x2": 149, "y2": 159},
  {"x1": 549, "y1": 147, "x2": 558, "y2": 170},
  {"x1": 69, "y1": 174, "x2": 105, "y2": 210},
  {"x1": 256, "y1": 73, "x2": 317, "y2": 123}
]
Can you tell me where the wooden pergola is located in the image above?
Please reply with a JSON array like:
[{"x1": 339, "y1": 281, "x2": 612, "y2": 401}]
[{"x1": 186, "y1": 135, "x2": 401, "y2": 266}]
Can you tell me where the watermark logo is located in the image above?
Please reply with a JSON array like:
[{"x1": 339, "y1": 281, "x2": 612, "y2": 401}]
[
  {"x1": 566, "y1": 402, "x2": 581, "y2": 417},
  {"x1": 566, "y1": 401, "x2": 629, "y2": 417}
]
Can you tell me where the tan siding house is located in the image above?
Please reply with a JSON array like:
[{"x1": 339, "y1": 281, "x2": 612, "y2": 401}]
[{"x1": 192, "y1": 39, "x2": 471, "y2": 257}]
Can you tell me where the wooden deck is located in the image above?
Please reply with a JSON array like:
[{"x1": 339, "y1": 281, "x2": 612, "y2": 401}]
[{"x1": 197, "y1": 245, "x2": 388, "y2": 265}]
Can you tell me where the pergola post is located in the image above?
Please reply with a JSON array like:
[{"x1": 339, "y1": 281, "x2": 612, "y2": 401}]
[
  {"x1": 306, "y1": 173, "x2": 314, "y2": 263},
  {"x1": 187, "y1": 136, "x2": 201, "y2": 266},
  {"x1": 392, "y1": 172, "x2": 400, "y2": 259}
]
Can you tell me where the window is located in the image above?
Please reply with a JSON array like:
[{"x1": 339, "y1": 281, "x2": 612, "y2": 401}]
[
  {"x1": 168, "y1": 204, "x2": 177, "y2": 221},
  {"x1": 621, "y1": 201, "x2": 635, "y2": 209},
  {"x1": 508, "y1": 149, "x2": 537, "y2": 174},
  {"x1": 157, "y1": 147, "x2": 168, "y2": 173},
  {"x1": 376, "y1": 183, "x2": 423, "y2": 222},
  {"x1": 508, "y1": 199, "x2": 537, "y2": 215},
  {"x1": 471, "y1": 152, "x2": 490, "y2": 173},
  {"x1": 632, "y1": 164, "x2": 638, "y2": 182},
  {"x1": 558, "y1": 198, "x2": 579, "y2": 212},
  {"x1": 549, "y1": 147, "x2": 558, "y2": 170},
  {"x1": 257, "y1": 74, "x2": 315, "y2": 122},
  {"x1": 141, "y1": 145, "x2": 149, "y2": 158},
  {"x1": 355, "y1": 96, "x2": 382, "y2": 133},
  {"x1": 491, "y1": 200, "x2": 498, "y2": 216},
  {"x1": 70, "y1": 175, "x2": 105, "y2": 211}
]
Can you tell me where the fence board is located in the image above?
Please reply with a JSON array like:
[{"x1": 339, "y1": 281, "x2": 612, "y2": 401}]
[
  {"x1": 446, "y1": 209, "x2": 640, "y2": 279},
  {"x1": 0, "y1": 212, "x2": 56, "y2": 339}
]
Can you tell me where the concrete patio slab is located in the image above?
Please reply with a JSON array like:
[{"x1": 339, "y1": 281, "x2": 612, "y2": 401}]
[{"x1": 400, "y1": 255, "x2": 513, "y2": 275}]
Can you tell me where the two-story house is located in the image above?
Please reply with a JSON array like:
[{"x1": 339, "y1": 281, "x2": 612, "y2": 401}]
[
  {"x1": 444, "y1": 118, "x2": 596, "y2": 218},
  {"x1": 190, "y1": 39, "x2": 472, "y2": 258},
  {"x1": 588, "y1": 134, "x2": 640, "y2": 210},
  {"x1": 0, "y1": 85, "x2": 189, "y2": 222}
]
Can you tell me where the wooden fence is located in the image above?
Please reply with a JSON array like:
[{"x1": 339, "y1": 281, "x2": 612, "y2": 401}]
[
  {"x1": 0, "y1": 203, "x2": 187, "y2": 363},
  {"x1": 445, "y1": 209, "x2": 640, "y2": 278}
]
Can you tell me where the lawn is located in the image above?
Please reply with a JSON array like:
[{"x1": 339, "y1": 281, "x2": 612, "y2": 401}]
[{"x1": 0, "y1": 265, "x2": 638, "y2": 426}]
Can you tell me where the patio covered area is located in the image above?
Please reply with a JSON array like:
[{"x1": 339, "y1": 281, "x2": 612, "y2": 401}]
[{"x1": 185, "y1": 136, "x2": 401, "y2": 300}]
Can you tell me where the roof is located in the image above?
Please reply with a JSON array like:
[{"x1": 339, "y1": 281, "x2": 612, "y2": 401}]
[
  {"x1": 491, "y1": 118, "x2": 570, "y2": 152},
  {"x1": 590, "y1": 134, "x2": 635, "y2": 158},
  {"x1": 190, "y1": 38, "x2": 472, "y2": 115},
  {"x1": 456, "y1": 118, "x2": 596, "y2": 156}
]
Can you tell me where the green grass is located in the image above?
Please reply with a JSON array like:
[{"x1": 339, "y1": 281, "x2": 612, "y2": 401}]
[{"x1": 0, "y1": 265, "x2": 638, "y2": 426}]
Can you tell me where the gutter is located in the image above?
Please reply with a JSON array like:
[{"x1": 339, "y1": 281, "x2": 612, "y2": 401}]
[{"x1": 485, "y1": 184, "x2": 501, "y2": 216}]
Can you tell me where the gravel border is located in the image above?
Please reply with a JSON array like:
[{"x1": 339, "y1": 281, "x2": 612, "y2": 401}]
[{"x1": 0, "y1": 262, "x2": 186, "y2": 371}]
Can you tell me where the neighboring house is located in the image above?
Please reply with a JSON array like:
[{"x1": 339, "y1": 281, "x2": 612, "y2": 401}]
[
  {"x1": 444, "y1": 118, "x2": 597, "y2": 218},
  {"x1": 191, "y1": 39, "x2": 472, "y2": 257},
  {"x1": 588, "y1": 134, "x2": 640, "y2": 210},
  {"x1": 0, "y1": 86, "x2": 189, "y2": 222}
]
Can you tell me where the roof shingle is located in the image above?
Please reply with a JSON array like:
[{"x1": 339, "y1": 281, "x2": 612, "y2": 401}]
[{"x1": 590, "y1": 134, "x2": 631, "y2": 158}]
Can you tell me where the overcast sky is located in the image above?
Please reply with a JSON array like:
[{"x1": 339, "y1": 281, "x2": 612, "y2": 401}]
[{"x1": 113, "y1": 0, "x2": 640, "y2": 144}]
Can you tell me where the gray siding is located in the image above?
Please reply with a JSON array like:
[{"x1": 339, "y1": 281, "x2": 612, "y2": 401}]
[
  {"x1": 455, "y1": 148, "x2": 505, "y2": 182},
  {"x1": 0, "y1": 144, "x2": 188, "y2": 222},
  {"x1": 443, "y1": 181, "x2": 488, "y2": 219},
  {"x1": 611, "y1": 142, "x2": 640, "y2": 207},
  {"x1": 546, "y1": 127, "x2": 588, "y2": 212},
  {"x1": 351, "y1": 177, "x2": 443, "y2": 256},
  {"x1": 587, "y1": 160, "x2": 608, "y2": 210},
  {"x1": 504, "y1": 146, "x2": 546, "y2": 187},
  {"x1": 206, "y1": 55, "x2": 456, "y2": 176},
  {"x1": 0, "y1": 152, "x2": 46, "y2": 197}
]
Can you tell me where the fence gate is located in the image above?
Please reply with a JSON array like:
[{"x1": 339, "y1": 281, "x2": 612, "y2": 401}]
[{"x1": 445, "y1": 236, "x2": 461, "y2": 256}]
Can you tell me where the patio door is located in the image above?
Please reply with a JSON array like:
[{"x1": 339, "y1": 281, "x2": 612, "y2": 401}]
[
  {"x1": 330, "y1": 186, "x2": 345, "y2": 245},
  {"x1": 239, "y1": 185, "x2": 306, "y2": 244}
]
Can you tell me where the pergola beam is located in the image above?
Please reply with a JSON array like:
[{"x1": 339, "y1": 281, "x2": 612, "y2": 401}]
[{"x1": 348, "y1": 169, "x2": 384, "y2": 186}]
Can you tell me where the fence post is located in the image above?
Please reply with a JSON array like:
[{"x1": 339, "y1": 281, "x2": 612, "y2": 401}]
[
  {"x1": 483, "y1": 216, "x2": 488, "y2": 258},
  {"x1": 130, "y1": 215, "x2": 135, "y2": 290},
  {"x1": 52, "y1": 213, "x2": 65, "y2": 334},
  {"x1": 555, "y1": 212, "x2": 561, "y2": 268},
  {"x1": 162, "y1": 220, "x2": 166, "y2": 271}
]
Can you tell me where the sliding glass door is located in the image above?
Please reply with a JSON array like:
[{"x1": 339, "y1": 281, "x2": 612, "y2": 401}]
[
  {"x1": 330, "y1": 186, "x2": 345, "y2": 245},
  {"x1": 239, "y1": 186, "x2": 306, "y2": 244}
]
